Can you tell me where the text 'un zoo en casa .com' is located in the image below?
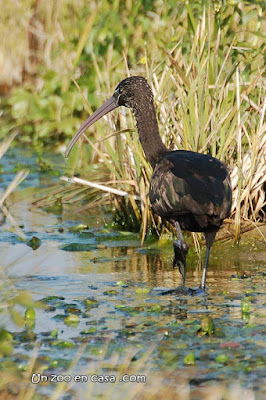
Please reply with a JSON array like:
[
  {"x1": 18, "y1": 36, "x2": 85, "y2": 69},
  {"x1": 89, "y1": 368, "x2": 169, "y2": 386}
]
[{"x1": 31, "y1": 373, "x2": 147, "y2": 384}]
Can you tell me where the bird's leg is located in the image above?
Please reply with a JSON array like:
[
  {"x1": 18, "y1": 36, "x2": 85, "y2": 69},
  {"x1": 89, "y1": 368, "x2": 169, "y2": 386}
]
[
  {"x1": 199, "y1": 230, "x2": 217, "y2": 290},
  {"x1": 199, "y1": 246, "x2": 210, "y2": 290},
  {"x1": 173, "y1": 222, "x2": 189, "y2": 287},
  {"x1": 173, "y1": 241, "x2": 186, "y2": 286},
  {"x1": 174, "y1": 222, "x2": 189, "y2": 254}
]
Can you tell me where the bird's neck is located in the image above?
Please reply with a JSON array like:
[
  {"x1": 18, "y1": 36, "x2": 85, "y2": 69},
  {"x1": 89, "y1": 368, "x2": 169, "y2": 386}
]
[{"x1": 132, "y1": 101, "x2": 168, "y2": 168}]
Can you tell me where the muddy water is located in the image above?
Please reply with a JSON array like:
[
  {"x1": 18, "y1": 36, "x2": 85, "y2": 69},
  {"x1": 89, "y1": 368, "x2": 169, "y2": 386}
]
[{"x1": 1, "y1": 148, "x2": 265, "y2": 400}]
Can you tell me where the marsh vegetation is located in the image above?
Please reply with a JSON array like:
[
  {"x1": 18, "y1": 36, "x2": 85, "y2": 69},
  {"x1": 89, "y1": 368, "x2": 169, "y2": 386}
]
[{"x1": 0, "y1": 1, "x2": 265, "y2": 399}]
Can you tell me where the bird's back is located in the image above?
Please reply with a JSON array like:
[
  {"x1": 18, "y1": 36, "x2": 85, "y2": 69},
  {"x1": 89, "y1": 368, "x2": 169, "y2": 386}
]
[{"x1": 149, "y1": 150, "x2": 232, "y2": 232}]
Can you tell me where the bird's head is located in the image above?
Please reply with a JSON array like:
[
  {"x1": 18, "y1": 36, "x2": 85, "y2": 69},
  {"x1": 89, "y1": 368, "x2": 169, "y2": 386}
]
[
  {"x1": 114, "y1": 76, "x2": 153, "y2": 109},
  {"x1": 65, "y1": 76, "x2": 153, "y2": 157}
]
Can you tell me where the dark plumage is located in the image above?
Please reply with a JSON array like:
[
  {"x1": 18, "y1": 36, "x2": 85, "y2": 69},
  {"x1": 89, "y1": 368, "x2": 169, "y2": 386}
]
[
  {"x1": 66, "y1": 76, "x2": 232, "y2": 290},
  {"x1": 150, "y1": 150, "x2": 231, "y2": 231}
]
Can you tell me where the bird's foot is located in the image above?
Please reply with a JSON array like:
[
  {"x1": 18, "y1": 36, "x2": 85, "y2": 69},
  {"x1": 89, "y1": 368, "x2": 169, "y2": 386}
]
[
  {"x1": 198, "y1": 284, "x2": 208, "y2": 293},
  {"x1": 160, "y1": 286, "x2": 207, "y2": 296},
  {"x1": 160, "y1": 286, "x2": 190, "y2": 296},
  {"x1": 194, "y1": 286, "x2": 208, "y2": 296}
]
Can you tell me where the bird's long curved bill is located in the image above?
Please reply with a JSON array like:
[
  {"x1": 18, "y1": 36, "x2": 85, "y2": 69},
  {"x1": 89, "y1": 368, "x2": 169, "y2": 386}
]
[{"x1": 65, "y1": 96, "x2": 117, "y2": 158}]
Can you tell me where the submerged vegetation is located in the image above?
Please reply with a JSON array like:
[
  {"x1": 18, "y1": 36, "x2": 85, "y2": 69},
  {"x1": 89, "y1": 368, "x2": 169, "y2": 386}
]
[
  {"x1": 1, "y1": 0, "x2": 265, "y2": 239},
  {"x1": 0, "y1": 210, "x2": 265, "y2": 399}
]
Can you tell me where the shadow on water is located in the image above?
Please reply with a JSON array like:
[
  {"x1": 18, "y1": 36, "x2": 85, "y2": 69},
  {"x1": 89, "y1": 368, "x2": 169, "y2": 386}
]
[{"x1": 1, "y1": 148, "x2": 265, "y2": 399}]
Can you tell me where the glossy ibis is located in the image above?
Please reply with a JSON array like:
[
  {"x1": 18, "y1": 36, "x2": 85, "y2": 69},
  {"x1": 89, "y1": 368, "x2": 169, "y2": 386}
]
[{"x1": 66, "y1": 76, "x2": 232, "y2": 290}]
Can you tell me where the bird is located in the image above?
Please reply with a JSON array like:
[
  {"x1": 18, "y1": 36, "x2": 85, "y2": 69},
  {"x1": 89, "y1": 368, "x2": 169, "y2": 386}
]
[{"x1": 66, "y1": 76, "x2": 232, "y2": 291}]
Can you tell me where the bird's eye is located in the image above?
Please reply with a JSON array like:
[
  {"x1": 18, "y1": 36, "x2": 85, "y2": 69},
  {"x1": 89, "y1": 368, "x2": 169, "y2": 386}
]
[{"x1": 114, "y1": 87, "x2": 124, "y2": 104}]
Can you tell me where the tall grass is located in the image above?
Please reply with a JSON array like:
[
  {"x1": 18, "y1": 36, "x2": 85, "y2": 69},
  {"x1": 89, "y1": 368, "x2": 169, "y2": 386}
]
[
  {"x1": 65, "y1": 6, "x2": 265, "y2": 241},
  {"x1": 1, "y1": 1, "x2": 265, "y2": 240},
  {"x1": 0, "y1": 134, "x2": 29, "y2": 239}
]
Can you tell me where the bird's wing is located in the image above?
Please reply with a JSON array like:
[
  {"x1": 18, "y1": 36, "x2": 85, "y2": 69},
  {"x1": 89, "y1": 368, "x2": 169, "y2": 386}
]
[{"x1": 150, "y1": 151, "x2": 232, "y2": 220}]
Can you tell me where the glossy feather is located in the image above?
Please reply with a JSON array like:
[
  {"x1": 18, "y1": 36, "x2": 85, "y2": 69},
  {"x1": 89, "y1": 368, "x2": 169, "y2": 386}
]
[{"x1": 150, "y1": 150, "x2": 232, "y2": 232}]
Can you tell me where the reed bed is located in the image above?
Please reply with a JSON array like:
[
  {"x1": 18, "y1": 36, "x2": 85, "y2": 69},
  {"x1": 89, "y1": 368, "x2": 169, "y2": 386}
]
[
  {"x1": 1, "y1": 1, "x2": 265, "y2": 240},
  {"x1": 65, "y1": 8, "x2": 265, "y2": 241}
]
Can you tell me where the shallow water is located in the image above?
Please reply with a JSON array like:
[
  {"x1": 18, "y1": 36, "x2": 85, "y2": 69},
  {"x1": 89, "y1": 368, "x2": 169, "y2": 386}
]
[{"x1": 0, "y1": 148, "x2": 265, "y2": 399}]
